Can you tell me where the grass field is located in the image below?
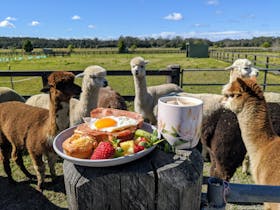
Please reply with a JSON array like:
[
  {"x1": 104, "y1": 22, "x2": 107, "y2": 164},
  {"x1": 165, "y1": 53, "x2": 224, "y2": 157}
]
[
  {"x1": 1, "y1": 53, "x2": 279, "y2": 96},
  {"x1": 0, "y1": 52, "x2": 278, "y2": 209}
]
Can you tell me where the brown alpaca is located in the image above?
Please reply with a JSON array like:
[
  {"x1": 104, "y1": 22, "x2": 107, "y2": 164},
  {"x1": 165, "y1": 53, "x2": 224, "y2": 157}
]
[
  {"x1": 0, "y1": 71, "x2": 81, "y2": 191},
  {"x1": 222, "y1": 77, "x2": 280, "y2": 210}
]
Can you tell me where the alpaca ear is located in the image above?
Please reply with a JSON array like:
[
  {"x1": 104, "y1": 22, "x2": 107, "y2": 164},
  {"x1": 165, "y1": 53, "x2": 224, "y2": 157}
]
[
  {"x1": 40, "y1": 84, "x2": 50, "y2": 93},
  {"x1": 75, "y1": 72, "x2": 84, "y2": 78},
  {"x1": 225, "y1": 64, "x2": 235, "y2": 70},
  {"x1": 236, "y1": 77, "x2": 249, "y2": 91},
  {"x1": 144, "y1": 60, "x2": 149, "y2": 65}
]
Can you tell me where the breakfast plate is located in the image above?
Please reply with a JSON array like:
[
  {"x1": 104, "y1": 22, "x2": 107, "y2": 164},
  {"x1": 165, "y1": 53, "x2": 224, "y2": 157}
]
[{"x1": 53, "y1": 122, "x2": 157, "y2": 167}]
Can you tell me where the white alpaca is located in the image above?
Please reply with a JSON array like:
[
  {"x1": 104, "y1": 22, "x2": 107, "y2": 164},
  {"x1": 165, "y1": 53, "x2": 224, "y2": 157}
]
[
  {"x1": 0, "y1": 87, "x2": 25, "y2": 103},
  {"x1": 225, "y1": 58, "x2": 259, "y2": 82},
  {"x1": 70, "y1": 65, "x2": 108, "y2": 126},
  {"x1": 130, "y1": 56, "x2": 183, "y2": 125},
  {"x1": 26, "y1": 66, "x2": 108, "y2": 126}
]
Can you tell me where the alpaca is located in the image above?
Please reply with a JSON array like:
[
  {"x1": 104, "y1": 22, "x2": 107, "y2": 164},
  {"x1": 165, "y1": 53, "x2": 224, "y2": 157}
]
[
  {"x1": 0, "y1": 87, "x2": 26, "y2": 103},
  {"x1": 97, "y1": 86, "x2": 127, "y2": 110},
  {"x1": 69, "y1": 65, "x2": 108, "y2": 126},
  {"x1": 201, "y1": 103, "x2": 280, "y2": 180},
  {"x1": 222, "y1": 78, "x2": 280, "y2": 210},
  {"x1": 0, "y1": 71, "x2": 81, "y2": 191},
  {"x1": 225, "y1": 58, "x2": 259, "y2": 83},
  {"x1": 130, "y1": 56, "x2": 182, "y2": 125}
]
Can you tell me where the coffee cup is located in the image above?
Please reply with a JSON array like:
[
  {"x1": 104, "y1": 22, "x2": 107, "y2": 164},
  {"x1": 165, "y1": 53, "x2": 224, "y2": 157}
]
[{"x1": 157, "y1": 96, "x2": 203, "y2": 149}]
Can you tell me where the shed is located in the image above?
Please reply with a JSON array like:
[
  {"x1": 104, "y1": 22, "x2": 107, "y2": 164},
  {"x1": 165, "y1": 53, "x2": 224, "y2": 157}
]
[{"x1": 186, "y1": 42, "x2": 209, "y2": 58}]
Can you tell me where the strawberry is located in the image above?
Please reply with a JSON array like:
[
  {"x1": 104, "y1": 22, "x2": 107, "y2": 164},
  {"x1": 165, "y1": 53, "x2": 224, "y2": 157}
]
[
  {"x1": 90, "y1": 141, "x2": 115, "y2": 160},
  {"x1": 134, "y1": 144, "x2": 145, "y2": 153}
]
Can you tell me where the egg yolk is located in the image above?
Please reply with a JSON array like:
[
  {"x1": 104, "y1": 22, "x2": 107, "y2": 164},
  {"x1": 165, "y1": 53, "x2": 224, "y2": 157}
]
[{"x1": 94, "y1": 117, "x2": 117, "y2": 129}]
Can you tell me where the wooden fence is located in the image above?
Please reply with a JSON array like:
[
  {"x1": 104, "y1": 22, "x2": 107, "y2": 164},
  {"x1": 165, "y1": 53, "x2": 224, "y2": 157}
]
[
  {"x1": 181, "y1": 68, "x2": 280, "y2": 91},
  {"x1": 209, "y1": 49, "x2": 280, "y2": 69},
  {"x1": 0, "y1": 65, "x2": 279, "y2": 97},
  {"x1": 0, "y1": 65, "x2": 180, "y2": 101}
]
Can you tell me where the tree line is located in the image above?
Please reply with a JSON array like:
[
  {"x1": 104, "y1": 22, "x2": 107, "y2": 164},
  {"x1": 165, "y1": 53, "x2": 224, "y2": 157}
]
[{"x1": 0, "y1": 36, "x2": 280, "y2": 50}]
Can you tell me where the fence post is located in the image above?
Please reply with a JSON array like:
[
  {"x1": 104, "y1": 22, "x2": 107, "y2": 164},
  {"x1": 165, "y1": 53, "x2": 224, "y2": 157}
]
[
  {"x1": 263, "y1": 69, "x2": 268, "y2": 91},
  {"x1": 253, "y1": 55, "x2": 257, "y2": 66},
  {"x1": 166, "y1": 64, "x2": 181, "y2": 86},
  {"x1": 266, "y1": 56, "x2": 269, "y2": 69}
]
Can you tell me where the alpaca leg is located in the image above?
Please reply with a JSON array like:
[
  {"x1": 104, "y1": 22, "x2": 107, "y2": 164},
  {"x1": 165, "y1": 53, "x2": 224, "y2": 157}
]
[
  {"x1": 15, "y1": 150, "x2": 36, "y2": 180},
  {"x1": 242, "y1": 153, "x2": 250, "y2": 175},
  {"x1": 30, "y1": 154, "x2": 45, "y2": 191},
  {"x1": 209, "y1": 152, "x2": 217, "y2": 177},
  {"x1": 46, "y1": 152, "x2": 57, "y2": 182},
  {"x1": 0, "y1": 140, "x2": 16, "y2": 184}
]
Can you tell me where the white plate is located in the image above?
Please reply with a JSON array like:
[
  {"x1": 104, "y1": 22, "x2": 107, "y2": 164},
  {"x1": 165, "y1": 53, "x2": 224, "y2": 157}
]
[{"x1": 53, "y1": 122, "x2": 157, "y2": 167}]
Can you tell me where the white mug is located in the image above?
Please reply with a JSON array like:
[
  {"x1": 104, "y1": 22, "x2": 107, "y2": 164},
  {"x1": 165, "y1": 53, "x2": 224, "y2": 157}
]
[{"x1": 157, "y1": 96, "x2": 203, "y2": 149}]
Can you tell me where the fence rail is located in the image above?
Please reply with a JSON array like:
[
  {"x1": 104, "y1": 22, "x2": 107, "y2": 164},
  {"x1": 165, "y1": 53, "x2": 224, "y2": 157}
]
[
  {"x1": 0, "y1": 65, "x2": 180, "y2": 101},
  {"x1": 1, "y1": 66, "x2": 279, "y2": 98},
  {"x1": 209, "y1": 49, "x2": 280, "y2": 69},
  {"x1": 181, "y1": 68, "x2": 280, "y2": 91}
]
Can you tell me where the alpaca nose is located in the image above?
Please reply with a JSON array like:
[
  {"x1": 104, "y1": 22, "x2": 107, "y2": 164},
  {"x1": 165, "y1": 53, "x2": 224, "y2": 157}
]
[{"x1": 103, "y1": 80, "x2": 108, "y2": 87}]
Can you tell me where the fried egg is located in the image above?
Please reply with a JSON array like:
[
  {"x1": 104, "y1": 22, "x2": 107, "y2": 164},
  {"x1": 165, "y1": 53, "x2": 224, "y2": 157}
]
[{"x1": 89, "y1": 116, "x2": 138, "y2": 132}]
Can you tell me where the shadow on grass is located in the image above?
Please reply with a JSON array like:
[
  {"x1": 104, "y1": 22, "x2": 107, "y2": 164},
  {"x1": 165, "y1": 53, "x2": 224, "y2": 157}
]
[{"x1": 0, "y1": 175, "x2": 67, "y2": 210}]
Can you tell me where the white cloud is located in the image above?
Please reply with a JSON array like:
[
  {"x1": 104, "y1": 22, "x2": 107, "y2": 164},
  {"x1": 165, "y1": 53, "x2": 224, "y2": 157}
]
[
  {"x1": 5, "y1": 16, "x2": 17, "y2": 21},
  {"x1": 88, "y1": 24, "x2": 95, "y2": 29},
  {"x1": 0, "y1": 20, "x2": 15, "y2": 28},
  {"x1": 164, "y1": 12, "x2": 183, "y2": 21},
  {"x1": 207, "y1": 0, "x2": 219, "y2": 5},
  {"x1": 30, "y1": 21, "x2": 40, "y2": 26},
  {"x1": 72, "y1": 15, "x2": 81, "y2": 20}
]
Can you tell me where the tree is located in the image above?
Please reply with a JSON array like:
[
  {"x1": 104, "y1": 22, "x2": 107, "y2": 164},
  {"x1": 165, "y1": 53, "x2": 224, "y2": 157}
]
[
  {"x1": 130, "y1": 44, "x2": 137, "y2": 52},
  {"x1": 117, "y1": 38, "x2": 127, "y2": 53},
  {"x1": 67, "y1": 44, "x2": 74, "y2": 53},
  {"x1": 22, "y1": 40, "x2": 33, "y2": 53},
  {"x1": 261, "y1": 41, "x2": 271, "y2": 48}
]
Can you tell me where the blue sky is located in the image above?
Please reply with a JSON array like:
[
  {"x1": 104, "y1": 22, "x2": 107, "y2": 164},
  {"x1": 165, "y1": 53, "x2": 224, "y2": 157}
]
[{"x1": 1, "y1": 0, "x2": 280, "y2": 41}]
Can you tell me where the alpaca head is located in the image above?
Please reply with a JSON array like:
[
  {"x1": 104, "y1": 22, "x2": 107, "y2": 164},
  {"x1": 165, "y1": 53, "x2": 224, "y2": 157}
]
[
  {"x1": 225, "y1": 59, "x2": 259, "y2": 83},
  {"x1": 221, "y1": 78, "x2": 264, "y2": 113},
  {"x1": 41, "y1": 71, "x2": 81, "y2": 102},
  {"x1": 130, "y1": 56, "x2": 149, "y2": 78},
  {"x1": 76, "y1": 65, "x2": 108, "y2": 89}
]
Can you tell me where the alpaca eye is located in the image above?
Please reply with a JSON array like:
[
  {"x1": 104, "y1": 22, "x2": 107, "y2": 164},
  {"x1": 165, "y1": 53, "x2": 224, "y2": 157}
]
[
  {"x1": 140, "y1": 65, "x2": 144, "y2": 68},
  {"x1": 229, "y1": 94, "x2": 234, "y2": 98}
]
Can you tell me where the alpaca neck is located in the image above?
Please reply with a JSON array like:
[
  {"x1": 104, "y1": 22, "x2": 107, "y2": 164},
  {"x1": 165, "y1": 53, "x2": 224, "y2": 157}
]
[
  {"x1": 78, "y1": 84, "x2": 99, "y2": 117},
  {"x1": 49, "y1": 95, "x2": 70, "y2": 137},
  {"x1": 237, "y1": 99, "x2": 276, "y2": 166},
  {"x1": 133, "y1": 75, "x2": 148, "y2": 104}
]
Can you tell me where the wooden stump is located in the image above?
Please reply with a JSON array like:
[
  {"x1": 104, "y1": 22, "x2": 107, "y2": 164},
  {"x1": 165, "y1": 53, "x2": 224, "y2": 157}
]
[{"x1": 63, "y1": 148, "x2": 203, "y2": 210}]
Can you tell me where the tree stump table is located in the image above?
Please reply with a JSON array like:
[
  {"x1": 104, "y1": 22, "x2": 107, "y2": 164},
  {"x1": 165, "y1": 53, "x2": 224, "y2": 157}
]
[{"x1": 63, "y1": 148, "x2": 203, "y2": 210}]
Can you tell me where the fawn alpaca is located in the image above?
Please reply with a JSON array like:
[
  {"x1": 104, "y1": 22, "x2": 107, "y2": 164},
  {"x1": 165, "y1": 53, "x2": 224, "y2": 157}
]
[
  {"x1": 222, "y1": 77, "x2": 280, "y2": 210},
  {"x1": 0, "y1": 71, "x2": 81, "y2": 191}
]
